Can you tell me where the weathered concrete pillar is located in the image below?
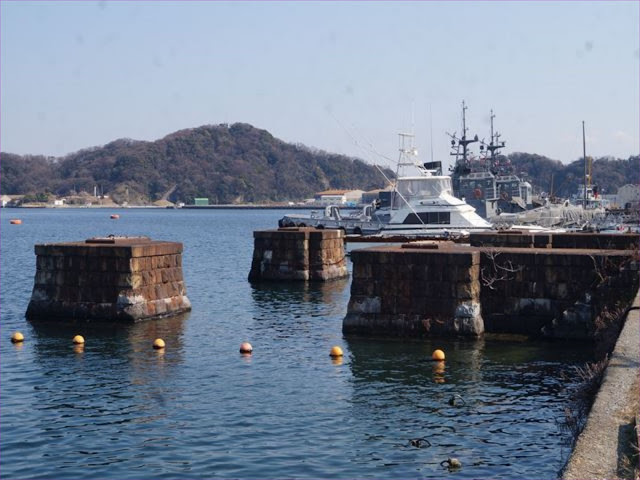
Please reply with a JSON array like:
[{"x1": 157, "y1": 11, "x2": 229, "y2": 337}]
[
  {"x1": 343, "y1": 243, "x2": 484, "y2": 337},
  {"x1": 25, "y1": 236, "x2": 191, "y2": 322},
  {"x1": 248, "y1": 227, "x2": 348, "y2": 282}
]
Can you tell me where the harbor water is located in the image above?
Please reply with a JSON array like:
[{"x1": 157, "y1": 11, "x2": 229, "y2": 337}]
[{"x1": 1, "y1": 208, "x2": 593, "y2": 479}]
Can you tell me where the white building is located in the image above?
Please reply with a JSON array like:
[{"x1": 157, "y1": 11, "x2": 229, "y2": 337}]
[{"x1": 314, "y1": 189, "x2": 364, "y2": 206}]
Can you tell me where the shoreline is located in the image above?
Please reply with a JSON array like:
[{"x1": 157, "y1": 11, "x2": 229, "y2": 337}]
[{"x1": 2, "y1": 204, "x2": 357, "y2": 210}]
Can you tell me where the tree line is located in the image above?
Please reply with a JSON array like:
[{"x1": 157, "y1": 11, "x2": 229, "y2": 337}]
[{"x1": 1, "y1": 123, "x2": 638, "y2": 204}]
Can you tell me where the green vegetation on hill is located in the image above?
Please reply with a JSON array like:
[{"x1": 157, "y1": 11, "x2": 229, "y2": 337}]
[
  {"x1": 1, "y1": 123, "x2": 393, "y2": 205},
  {"x1": 1, "y1": 123, "x2": 638, "y2": 204},
  {"x1": 508, "y1": 152, "x2": 639, "y2": 198}
]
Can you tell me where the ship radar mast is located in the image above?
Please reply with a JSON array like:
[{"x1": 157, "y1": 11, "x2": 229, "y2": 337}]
[
  {"x1": 483, "y1": 109, "x2": 506, "y2": 159},
  {"x1": 447, "y1": 100, "x2": 479, "y2": 174}
]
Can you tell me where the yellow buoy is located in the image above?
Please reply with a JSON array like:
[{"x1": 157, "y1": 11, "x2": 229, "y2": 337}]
[
  {"x1": 239, "y1": 342, "x2": 253, "y2": 354},
  {"x1": 329, "y1": 346, "x2": 343, "y2": 357},
  {"x1": 153, "y1": 338, "x2": 165, "y2": 349},
  {"x1": 11, "y1": 332, "x2": 24, "y2": 343},
  {"x1": 72, "y1": 335, "x2": 85, "y2": 345},
  {"x1": 432, "y1": 349, "x2": 445, "y2": 361}
]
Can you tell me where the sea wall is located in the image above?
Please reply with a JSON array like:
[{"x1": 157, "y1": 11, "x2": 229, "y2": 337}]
[
  {"x1": 248, "y1": 227, "x2": 348, "y2": 282},
  {"x1": 344, "y1": 237, "x2": 638, "y2": 339},
  {"x1": 563, "y1": 292, "x2": 640, "y2": 479},
  {"x1": 26, "y1": 236, "x2": 191, "y2": 322}
]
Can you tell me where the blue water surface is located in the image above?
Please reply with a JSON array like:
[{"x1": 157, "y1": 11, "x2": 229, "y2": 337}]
[{"x1": 0, "y1": 208, "x2": 591, "y2": 479}]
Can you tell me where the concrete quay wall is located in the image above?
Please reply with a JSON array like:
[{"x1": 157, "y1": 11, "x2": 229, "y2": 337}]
[
  {"x1": 470, "y1": 231, "x2": 640, "y2": 250},
  {"x1": 344, "y1": 241, "x2": 638, "y2": 339},
  {"x1": 248, "y1": 227, "x2": 348, "y2": 282},
  {"x1": 563, "y1": 292, "x2": 640, "y2": 479},
  {"x1": 26, "y1": 237, "x2": 191, "y2": 322}
]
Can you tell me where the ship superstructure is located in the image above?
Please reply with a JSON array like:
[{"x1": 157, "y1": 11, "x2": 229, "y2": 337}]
[{"x1": 449, "y1": 102, "x2": 532, "y2": 218}]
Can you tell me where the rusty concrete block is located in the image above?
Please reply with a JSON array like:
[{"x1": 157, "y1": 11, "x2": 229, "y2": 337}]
[
  {"x1": 131, "y1": 257, "x2": 153, "y2": 272},
  {"x1": 36, "y1": 256, "x2": 54, "y2": 271},
  {"x1": 456, "y1": 281, "x2": 480, "y2": 300}
]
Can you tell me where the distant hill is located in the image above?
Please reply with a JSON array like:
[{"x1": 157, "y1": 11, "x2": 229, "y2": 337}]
[
  {"x1": 0, "y1": 123, "x2": 393, "y2": 205},
  {"x1": 507, "y1": 152, "x2": 639, "y2": 198},
  {"x1": 1, "y1": 123, "x2": 638, "y2": 204}
]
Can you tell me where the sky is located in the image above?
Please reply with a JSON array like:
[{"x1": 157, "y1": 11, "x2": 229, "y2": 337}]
[{"x1": 1, "y1": 1, "x2": 638, "y2": 171}]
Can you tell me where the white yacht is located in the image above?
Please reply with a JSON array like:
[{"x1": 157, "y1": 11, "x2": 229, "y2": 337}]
[{"x1": 278, "y1": 133, "x2": 492, "y2": 236}]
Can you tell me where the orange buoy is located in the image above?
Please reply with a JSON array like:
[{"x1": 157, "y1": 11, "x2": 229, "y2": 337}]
[
  {"x1": 11, "y1": 332, "x2": 24, "y2": 343},
  {"x1": 239, "y1": 342, "x2": 253, "y2": 354},
  {"x1": 329, "y1": 346, "x2": 344, "y2": 357},
  {"x1": 10, "y1": 219, "x2": 22, "y2": 225},
  {"x1": 72, "y1": 335, "x2": 85, "y2": 345},
  {"x1": 110, "y1": 214, "x2": 120, "y2": 220},
  {"x1": 153, "y1": 338, "x2": 165, "y2": 349},
  {"x1": 432, "y1": 349, "x2": 445, "y2": 361}
]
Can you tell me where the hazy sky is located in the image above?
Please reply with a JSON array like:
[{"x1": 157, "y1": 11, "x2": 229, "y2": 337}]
[{"x1": 1, "y1": 1, "x2": 638, "y2": 170}]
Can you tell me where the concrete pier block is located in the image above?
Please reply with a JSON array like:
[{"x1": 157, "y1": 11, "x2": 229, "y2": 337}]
[
  {"x1": 343, "y1": 245, "x2": 484, "y2": 337},
  {"x1": 25, "y1": 236, "x2": 191, "y2": 323},
  {"x1": 248, "y1": 228, "x2": 348, "y2": 282},
  {"x1": 345, "y1": 235, "x2": 638, "y2": 339}
]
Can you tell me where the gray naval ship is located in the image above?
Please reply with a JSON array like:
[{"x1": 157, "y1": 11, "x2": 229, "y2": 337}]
[{"x1": 448, "y1": 101, "x2": 533, "y2": 219}]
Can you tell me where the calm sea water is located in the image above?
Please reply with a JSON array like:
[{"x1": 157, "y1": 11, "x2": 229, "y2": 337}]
[{"x1": 1, "y1": 208, "x2": 592, "y2": 480}]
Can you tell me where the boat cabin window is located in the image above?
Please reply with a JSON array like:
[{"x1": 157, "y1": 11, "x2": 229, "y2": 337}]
[
  {"x1": 402, "y1": 212, "x2": 451, "y2": 225},
  {"x1": 393, "y1": 177, "x2": 452, "y2": 208}
]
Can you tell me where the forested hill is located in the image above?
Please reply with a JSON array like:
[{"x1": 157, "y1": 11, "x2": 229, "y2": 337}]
[
  {"x1": 0, "y1": 123, "x2": 393, "y2": 204},
  {"x1": 507, "y1": 152, "x2": 639, "y2": 198},
  {"x1": 1, "y1": 122, "x2": 638, "y2": 204}
]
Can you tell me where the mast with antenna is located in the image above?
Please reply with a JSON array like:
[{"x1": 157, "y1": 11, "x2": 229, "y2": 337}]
[
  {"x1": 582, "y1": 120, "x2": 587, "y2": 208},
  {"x1": 429, "y1": 104, "x2": 434, "y2": 164},
  {"x1": 485, "y1": 109, "x2": 505, "y2": 159},
  {"x1": 447, "y1": 100, "x2": 478, "y2": 174}
]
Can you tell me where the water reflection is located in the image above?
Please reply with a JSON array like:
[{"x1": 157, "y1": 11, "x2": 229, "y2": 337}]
[
  {"x1": 29, "y1": 312, "x2": 189, "y2": 365},
  {"x1": 250, "y1": 277, "x2": 350, "y2": 308},
  {"x1": 248, "y1": 278, "x2": 350, "y2": 335}
]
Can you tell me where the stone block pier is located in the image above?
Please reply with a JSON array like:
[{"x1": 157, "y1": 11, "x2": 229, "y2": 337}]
[
  {"x1": 26, "y1": 236, "x2": 191, "y2": 323},
  {"x1": 344, "y1": 232, "x2": 639, "y2": 339},
  {"x1": 249, "y1": 227, "x2": 348, "y2": 282}
]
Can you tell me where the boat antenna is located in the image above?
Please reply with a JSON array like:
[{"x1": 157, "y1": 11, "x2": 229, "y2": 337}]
[
  {"x1": 429, "y1": 104, "x2": 434, "y2": 164},
  {"x1": 411, "y1": 101, "x2": 415, "y2": 136},
  {"x1": 582, "y1": 120, "x2": 587, "y2": 208},
  {"x1": 447, "y1": 100, "x2": 478, "y2": 169}
]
